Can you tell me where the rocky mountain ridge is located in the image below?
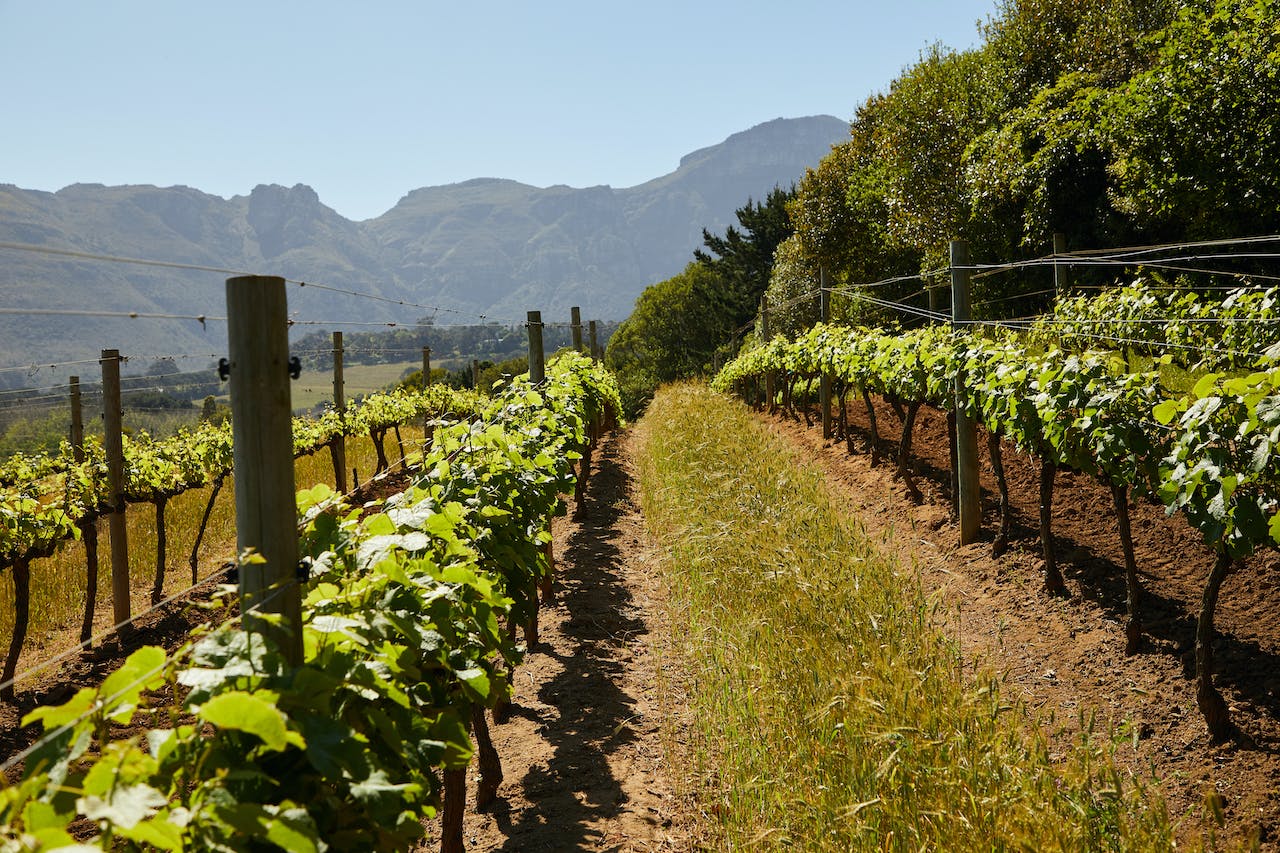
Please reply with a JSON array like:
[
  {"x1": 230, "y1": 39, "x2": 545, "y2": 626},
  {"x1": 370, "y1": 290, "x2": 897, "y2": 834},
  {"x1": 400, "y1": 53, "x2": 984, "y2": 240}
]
[{"x1": 0, "y1": 115, "x2": 849, "y2": 366}]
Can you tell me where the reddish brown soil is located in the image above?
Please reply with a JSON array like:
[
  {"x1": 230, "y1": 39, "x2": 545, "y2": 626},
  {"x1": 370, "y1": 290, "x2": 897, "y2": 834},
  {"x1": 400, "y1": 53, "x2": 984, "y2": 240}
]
[
  {"x1": 770, "y1": 395, "x2": 1280, "y2": 849},
  {"x1": 416, "y1": 430, "x2": 697, "y2": 852}
]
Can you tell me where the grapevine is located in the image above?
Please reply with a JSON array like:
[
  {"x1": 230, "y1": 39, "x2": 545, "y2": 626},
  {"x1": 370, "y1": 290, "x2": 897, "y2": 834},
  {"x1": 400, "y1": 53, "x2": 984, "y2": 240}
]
[
  {"x1": 0, "y1": 351, "x2": 622, "y2": 850},
  {"x1": 715, "y1": 322, "x2": 1280, "y2": 739}
]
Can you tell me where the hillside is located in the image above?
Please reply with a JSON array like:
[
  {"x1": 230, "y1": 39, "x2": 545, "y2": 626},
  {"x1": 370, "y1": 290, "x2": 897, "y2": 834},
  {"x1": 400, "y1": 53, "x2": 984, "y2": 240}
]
[{"x1": 0, "y1": 115, "x2": 848, "y2": 370}]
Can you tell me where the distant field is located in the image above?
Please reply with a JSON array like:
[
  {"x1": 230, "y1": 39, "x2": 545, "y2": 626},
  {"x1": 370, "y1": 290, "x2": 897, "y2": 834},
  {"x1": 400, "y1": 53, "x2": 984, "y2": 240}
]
[{"x1": 291, "y1": 360, "x2": 417, "y2": 411}]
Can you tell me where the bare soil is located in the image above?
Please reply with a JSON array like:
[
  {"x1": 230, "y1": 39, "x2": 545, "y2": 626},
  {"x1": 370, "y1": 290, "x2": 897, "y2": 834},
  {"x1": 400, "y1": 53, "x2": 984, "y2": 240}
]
[
  {"x1": 416, "y1": 430, "x2": 697, "y2": 852},
  {"x1": 769, "y1": 396, "x2": 1280, "y2": 849}
]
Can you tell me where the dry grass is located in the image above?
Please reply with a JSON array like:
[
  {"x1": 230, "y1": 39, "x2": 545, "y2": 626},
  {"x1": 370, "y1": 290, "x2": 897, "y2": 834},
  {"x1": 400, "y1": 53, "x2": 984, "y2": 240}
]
[{"x1": 634, "y1": 383, "x2": 1179, "y2": 852}]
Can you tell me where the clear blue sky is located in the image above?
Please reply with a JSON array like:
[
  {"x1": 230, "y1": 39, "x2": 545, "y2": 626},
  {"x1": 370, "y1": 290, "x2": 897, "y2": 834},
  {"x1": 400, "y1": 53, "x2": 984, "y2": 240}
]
[{"x1": 2, "y1": 1, "x2": 997, "y2": 221}]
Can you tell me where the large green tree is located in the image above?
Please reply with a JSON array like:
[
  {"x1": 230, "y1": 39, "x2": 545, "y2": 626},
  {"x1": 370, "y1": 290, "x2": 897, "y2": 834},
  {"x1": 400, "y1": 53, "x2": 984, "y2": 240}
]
[
  {"x1": 693, "y1": 186, "x2": 797, "y2": 337},
  {"x1": 605, "y1": 262, "x2": 729, "y2": 416},
  {"x1": 1105, "y1": 0, "x2": 1280, "y2": 240}
]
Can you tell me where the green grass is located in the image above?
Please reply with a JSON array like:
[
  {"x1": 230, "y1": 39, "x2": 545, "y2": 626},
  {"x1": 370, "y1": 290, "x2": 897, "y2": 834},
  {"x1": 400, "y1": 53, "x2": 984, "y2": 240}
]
[
  {"x1": 290, "y1": 361, "x2": 419, "y2": 411},
  {"x1": 0, "y1": 427, "x2": 425, "y2": 686},
  {"x1": 635, "y1": 383, "x2": 1179, "y2": 852}
]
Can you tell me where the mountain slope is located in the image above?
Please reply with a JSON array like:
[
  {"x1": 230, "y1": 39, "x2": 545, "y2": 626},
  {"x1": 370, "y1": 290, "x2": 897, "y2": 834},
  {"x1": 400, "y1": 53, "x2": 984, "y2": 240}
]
[{"x1": 0, "y1": 115, "x2": 848, "y2": 367}]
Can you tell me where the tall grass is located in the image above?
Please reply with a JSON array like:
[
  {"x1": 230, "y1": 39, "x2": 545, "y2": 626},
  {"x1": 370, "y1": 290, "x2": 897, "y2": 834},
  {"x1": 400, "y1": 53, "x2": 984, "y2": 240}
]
[
  {"x1": 0, "y1": 428, "x2": 419, "y2": 687},
  {"x1": 635, "y1": 383, "x2": 1177, "y2": 851}
]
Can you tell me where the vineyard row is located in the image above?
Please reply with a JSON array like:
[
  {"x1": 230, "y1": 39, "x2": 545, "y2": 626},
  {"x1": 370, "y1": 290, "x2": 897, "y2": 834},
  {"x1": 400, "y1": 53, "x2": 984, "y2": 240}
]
[
  {"x1": 0, "y1": 350, "x2": 622, "y2": 851},
  {"x1": 714, "y1": 313, "x2": 1280, "y2": 742}
]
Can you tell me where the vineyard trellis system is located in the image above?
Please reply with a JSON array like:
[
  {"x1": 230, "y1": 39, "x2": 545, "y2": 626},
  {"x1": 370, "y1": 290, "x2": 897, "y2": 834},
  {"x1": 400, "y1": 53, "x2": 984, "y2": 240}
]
[
  {"x1": 716, "y1": 272, "x2": 1280, "y2": 744},
  {"x1": 0, "y1": 271, "x2": 617, "y2": 853}
]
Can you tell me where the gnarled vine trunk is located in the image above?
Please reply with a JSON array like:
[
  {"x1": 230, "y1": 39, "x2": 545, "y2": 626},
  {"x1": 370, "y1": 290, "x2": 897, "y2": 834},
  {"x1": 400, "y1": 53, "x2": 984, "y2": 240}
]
[
  {"x1": 472, "y1": 704, "x2": 503, "y2": 808},
  {"x1": 151, "y1": 496, "x2": 168, "y2": 605},
  {"x1": 988, "y1": 432, "x2": 1010, "y2": 557},
  {"x1": 393, "y1": 424, "x2": 406, "y2": 468},
  {"x1": 2, "y1": 557, "x2": 30, "y2": 703},
  {"x1": 862, "y1": 388, "x2": 881, "y2": 465},
  {"x1": 1110, "y1": 483, "x2": 1143, "y2": 655},
  {"x1": 189, "y1": 474, "x2": 225, "y2": 585},
  {"x1": 1196, "y1": 551, "x2": 1235, "y2": 742},
  {"x1": 371, "y1": 427, "x2": 390, "y2": 473},
  {"x1": 440, "y1": 765, "x2": 467, "y2": 853},
  {"x1": 80, "y1": 517, "x2": 100, "y2": 644},
  {"x1": 896, "y1": 401, "x2": 922, "y2": 504},
  {"x1": 1039, "y1": 460, "x2": 1066, "y2": 595}
]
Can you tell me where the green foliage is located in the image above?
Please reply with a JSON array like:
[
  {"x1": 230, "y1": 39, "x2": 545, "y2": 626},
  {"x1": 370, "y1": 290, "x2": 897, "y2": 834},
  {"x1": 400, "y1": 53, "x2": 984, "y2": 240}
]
[
  {"x1": 789, "y1": 130, "x2": 921, "y2": 297},
  {"x1": 1031, "y1": 278, "x2": 1280, "y2": 371},
  {"x1": 874, "y1": 45, "x2": 993, "y2": 269},
  {"x1": 0, "y1": 385, "x2": 482, "y2": 571},
  {"x1": 0, "y1": 352, "x2": 623, "y2": 850},
  {"x1": 1104, "y1": 0, "x2": 1280, "y2": 238},
  {"x1": 606, "y1": 263, "x2": 730, "y2": 417},
  {"x1": 787, "y1": 0, "x2": 1280, "y2": 314},
  {"x1": 714, "y1": 319, "x2": 1280, "y2": 559},
  {"x1": 693, "y1": 186, "x2": 797, "y2": 337}
]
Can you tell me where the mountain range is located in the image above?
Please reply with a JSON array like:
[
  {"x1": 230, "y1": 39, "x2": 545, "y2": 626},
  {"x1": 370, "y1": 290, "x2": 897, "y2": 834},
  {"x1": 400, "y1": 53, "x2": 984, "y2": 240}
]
[{"x1": 0, "y1": 115, "x2": 848, "y2": 370}]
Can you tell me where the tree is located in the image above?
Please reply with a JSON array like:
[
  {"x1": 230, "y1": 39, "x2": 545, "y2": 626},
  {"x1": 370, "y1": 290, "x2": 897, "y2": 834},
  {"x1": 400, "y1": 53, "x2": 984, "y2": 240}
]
[
  {"x1": 1104, "y1": 0, "x2": 1280, "y2": 240},
  {"x1": 873, "y1": 44, "x2": 993, "y2": 270},
  {"x1": 788, "y1": 110, "x2": 922, "y2": 321},
  {"x1": 605, "y1": 263, "x2": 729, "y2": 416},
  {"x1": 693, "y1": 186, "x2": 797, "y2": 339}
]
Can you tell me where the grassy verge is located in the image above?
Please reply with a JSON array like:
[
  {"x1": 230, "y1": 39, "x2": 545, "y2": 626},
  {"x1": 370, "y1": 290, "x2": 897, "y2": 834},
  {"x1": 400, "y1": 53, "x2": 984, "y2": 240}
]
[
  {"x1": 291, "y1": 361, "x2": 418, "y2": 410},
  {"x1": 635, "y1": 383, "x2": 1176, "y2": 851}
]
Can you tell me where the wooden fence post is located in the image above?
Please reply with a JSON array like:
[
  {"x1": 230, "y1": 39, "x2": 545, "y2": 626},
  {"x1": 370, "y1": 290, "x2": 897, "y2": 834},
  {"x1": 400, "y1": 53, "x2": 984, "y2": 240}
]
[
  {"x1": 819, "y1": 269, "x2": 832, "y2": 440},
  {"x1": 226, "y1": 275, "x2": 303, "y2": 664},
  {"x1": 100, "y1": 349, "x2": 131, "y2": 636},
  {"x1": 761, "y1": 296, "x2": 775, "y2": 412},
  {"x1": 571, "y1": 306, "x2": 584, "y2": 353},
  {"x1": 421, "y1": 346, "x2": 432, "y2": 452},
  {"x1": 527, "y1": 311, "x2": 545, "y2": 384},
  {"x1": 1053, "y1": 232, "x2": 1069, "y2": 298},
  {"x1": 331, "y1": 331, "x2": 348, "y2": 494},
  {"x1": 589, "y1": 320, "x2": 600, "y2": 362},
  {"x1": 951, "y1": 241, "x2": 981, "y2": 545}
]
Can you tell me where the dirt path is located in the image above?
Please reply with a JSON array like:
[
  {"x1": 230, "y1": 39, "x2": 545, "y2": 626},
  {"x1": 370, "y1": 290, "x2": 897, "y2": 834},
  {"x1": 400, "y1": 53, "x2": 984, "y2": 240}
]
[{"x1": 419, "y1": 429, "x2": 695, "y2": 852}]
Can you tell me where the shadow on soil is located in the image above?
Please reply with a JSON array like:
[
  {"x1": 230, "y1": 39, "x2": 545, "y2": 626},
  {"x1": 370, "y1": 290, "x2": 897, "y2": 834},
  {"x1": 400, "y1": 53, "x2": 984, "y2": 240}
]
[
  {"x1": 487, "y1": 436, "x2": 651, "y2": 852},
  {"x1": 801, "y1": 399, "x2": 1280, "y2": 737}
]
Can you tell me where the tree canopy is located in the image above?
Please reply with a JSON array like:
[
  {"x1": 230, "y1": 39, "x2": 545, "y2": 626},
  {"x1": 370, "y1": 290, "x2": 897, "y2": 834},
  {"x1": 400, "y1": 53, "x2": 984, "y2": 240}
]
[{"x1": 607, "y1": 0, "x2": 1280, "y2": 413}]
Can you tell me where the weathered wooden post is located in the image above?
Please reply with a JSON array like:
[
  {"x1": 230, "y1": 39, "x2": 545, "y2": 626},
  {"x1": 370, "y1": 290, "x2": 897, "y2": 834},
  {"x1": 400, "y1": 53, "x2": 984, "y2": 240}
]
[
  {"x1": 819, "y1": 269, "x2": 832, "y2": 440},
  {"x1": 331, "y1": 331, "x2": 348, "y2": 493},
  {"x1": 527, "y1": 311, "x2": 545, "y2": 384},
  {"x1": 421, "y1": 346, "x2": 432, "y2": 452},
  {"x1": 225, "y1": 275, "x2": 303, "y2": 664},
  {"x1": 951, "y1": 241, "x2": 981, "y2": 545},
  {"x1": 100, "y1": 349, "x2": 131, "y2": 636},
  {"x1": 588, "y1": 320, "x2": 600, "y2": 362},
  {"x1": 1053, "y1": 232, "x2": 1069, "y2": 298},
  {"x1": 929, "y1": 281, "x2": 959, "y2": 514},
  {"x1": 570, "y1": 306, "x2": 584, "y2": 353},
  {"x1": 761, "y1": 295, "x2": 775, "y2": 413}
]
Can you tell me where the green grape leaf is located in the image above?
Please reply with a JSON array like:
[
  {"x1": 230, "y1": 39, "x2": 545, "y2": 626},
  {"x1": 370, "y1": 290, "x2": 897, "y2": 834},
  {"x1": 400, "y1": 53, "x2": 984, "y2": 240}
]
[
  {"x1": 78, "y1": 783, "x2": 167, "y2": 829},
  {"x1": 198, "y1": 691, "x2": 297, "y2": 752}
]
